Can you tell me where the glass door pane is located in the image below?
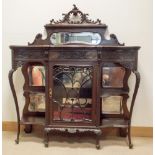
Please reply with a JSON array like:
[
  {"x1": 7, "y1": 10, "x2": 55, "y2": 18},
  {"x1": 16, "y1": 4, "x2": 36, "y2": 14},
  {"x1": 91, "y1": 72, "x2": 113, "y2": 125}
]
[{"x1": 51, "y1": 65, "x2": 93, "y2": 123}]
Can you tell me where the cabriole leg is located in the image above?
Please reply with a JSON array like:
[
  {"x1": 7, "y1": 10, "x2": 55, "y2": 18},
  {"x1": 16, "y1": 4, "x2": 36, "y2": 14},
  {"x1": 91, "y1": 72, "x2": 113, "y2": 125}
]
[
  {"x1": 127, "y1": 71, "x2": 140, "y2": 149},
  {"x1": 127, "y1": 126, "x2": 133, "y2": 149},
  {"x1": 9, "y1": 69, "x2": 20, "y2": 144}
]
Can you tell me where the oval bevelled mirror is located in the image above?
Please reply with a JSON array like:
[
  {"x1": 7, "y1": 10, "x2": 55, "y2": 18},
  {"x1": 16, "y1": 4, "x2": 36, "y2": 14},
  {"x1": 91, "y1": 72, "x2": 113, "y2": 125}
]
[{"x1": 50, "y1": 32, "x2": 101, "y2": 45}]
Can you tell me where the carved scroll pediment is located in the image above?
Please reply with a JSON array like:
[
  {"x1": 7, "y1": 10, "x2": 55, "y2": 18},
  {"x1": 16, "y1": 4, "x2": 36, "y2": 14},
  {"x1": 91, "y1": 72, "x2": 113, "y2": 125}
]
[
  {"x1": 48, "y1": 4, "x2": 106, "y2": 26},
  {"x1": 28, "y1": 5, "x2": 124, "y2": 46}
]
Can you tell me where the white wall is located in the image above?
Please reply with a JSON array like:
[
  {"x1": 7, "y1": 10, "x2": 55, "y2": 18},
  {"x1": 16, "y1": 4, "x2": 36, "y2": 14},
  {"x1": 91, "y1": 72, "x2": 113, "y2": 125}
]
[{"x1": 2, "y1": 0, "x2": 152, "y2": 126}]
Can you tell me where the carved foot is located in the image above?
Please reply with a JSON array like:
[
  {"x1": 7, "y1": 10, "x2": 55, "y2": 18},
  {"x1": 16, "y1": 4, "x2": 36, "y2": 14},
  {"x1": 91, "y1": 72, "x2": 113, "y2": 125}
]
[
  {"x1": 44, "y1": 129, "x2": 49, "y2": 148},
  {"x1": 44, "y1": 142, "x2": 49, "y2": 147},
  {"x1": 127, "y1": 126, "x2": 133, "y2": 149},
  {"x1": 129, "y1": 143, "x2": 133, "y2": 149},
  {"x1": 24, "y1": 125, "x2": 33, "y2": 134},
  {"x1": 96, "y1": 144, "x2": 100, "y2": 150},
  {"x1": 15, "y1": 139, "x2": 19, "y2": 144}
]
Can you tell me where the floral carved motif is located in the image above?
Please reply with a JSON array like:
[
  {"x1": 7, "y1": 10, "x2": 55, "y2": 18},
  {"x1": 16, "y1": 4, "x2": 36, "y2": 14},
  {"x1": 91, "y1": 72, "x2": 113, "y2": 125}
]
[{"x1": 49, "y1": 4, "x2": 106, "y2": 25}]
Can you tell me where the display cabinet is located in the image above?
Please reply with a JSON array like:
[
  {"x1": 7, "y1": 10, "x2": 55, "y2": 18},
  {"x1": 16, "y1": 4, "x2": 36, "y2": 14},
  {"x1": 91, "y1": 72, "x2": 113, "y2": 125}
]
[{"x1": 9, "y1": 5, "x2": 140, "y2": 149}]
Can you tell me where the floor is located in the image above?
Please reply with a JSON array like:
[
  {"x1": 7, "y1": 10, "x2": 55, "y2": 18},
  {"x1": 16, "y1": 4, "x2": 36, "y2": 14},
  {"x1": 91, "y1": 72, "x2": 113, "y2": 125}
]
[{"x1": 3, "y1": 131, "x2": 153, "y2": 155}]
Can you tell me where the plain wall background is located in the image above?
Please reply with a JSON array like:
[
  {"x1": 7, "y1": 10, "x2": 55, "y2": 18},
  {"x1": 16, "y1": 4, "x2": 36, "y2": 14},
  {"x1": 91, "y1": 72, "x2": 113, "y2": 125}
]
[{"x1": 2, "y1": 0, "x2": 152, "y2": 126}]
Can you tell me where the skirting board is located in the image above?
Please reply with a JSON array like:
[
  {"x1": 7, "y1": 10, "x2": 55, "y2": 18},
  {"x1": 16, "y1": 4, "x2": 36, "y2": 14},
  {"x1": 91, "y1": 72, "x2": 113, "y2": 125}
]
[{"x1": 2, "y1": 121, "x2": 153, "y2": 137}]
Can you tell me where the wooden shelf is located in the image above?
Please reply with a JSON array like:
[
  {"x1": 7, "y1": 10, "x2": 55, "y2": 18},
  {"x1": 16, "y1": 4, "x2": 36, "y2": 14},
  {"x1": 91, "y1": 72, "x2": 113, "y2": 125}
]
[
  {"x1": 21, "y1": 115, "x2": 45, "y2": 125},
  {"x1": 24, "y1": 86, "x2": 45, "y2": 93},
  {"x1": 101, "y1": 118, "x2": 128, "y2": 128},
  {"x1": 100, "y1": 88, "x2": 129, "y2": 97}
]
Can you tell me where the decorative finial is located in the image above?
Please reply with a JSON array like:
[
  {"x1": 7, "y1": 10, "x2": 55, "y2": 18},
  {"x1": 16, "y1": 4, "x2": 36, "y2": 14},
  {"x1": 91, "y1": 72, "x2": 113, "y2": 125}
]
[{"x1": 73, "y1": 4, "x2": 78, "y2": 10}]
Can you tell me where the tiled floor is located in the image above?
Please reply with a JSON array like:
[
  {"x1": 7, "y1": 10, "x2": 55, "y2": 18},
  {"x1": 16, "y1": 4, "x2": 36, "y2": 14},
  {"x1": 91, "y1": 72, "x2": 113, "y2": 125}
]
[{"x1": 3, "y1": 131, "x2": 153, "y2": 155}]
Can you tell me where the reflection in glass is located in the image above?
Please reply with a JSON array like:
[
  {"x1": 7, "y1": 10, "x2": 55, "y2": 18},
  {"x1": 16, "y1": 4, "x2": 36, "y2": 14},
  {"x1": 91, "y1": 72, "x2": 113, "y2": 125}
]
[
  {"x1": 102, "y1": 67, "x2": 125, "y2": 88},
  {"x1": 102, "y1": 96, "x2": 122, "y2": 114},
  {"x1": 28, "y1": 66, "x2": 45, "y2": 86},
  {"x1": 29, "y1": 93, "x2": 45, "y2": 112},
  {"x1": 50, "y1": 32, "x2": 101, "y2": 45},
  {"x1": 52, "y1": 66, "x2": 93, "y2": 122}
]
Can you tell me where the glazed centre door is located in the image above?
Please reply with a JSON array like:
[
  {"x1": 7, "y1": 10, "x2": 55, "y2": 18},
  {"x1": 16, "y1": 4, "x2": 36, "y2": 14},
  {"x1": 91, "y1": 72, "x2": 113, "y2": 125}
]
[{"x1": 49, "y1": 62, "x2": 97, "y2": 125}]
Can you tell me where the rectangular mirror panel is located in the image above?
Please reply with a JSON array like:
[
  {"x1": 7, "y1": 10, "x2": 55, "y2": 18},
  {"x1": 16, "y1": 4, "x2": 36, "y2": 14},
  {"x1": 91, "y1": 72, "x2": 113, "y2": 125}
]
[
  {"x1": 102, "y1": 67, "x2": 125, "y2": 88},
  {"x1": 28, "y1": 66, "x2": 45, "y2": 86},
  {"x1": 50, "y1": 32, "x2": 101, "y2": 45},
  {"x1": 28, "y1": 93, "x2": 45, "y2": 112},
  {"x1": 102, "y1": 96, "x2": 122, "y2": 114}
]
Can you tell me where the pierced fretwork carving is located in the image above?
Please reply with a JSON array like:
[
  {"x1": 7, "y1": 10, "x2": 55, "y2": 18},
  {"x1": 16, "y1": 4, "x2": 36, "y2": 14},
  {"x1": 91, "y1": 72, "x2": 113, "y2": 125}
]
[
  {"x1": 14, "y1": 60, "x2": 25, "y2": 70},
  {"x1": 49, "y1": 4, "x2": 105, "y2": 25},
  {"x1": 44, "y1": 127, "x2": 102, "y2": 135},
  {"x1": 28, "y1": 4, "x2": 125, "y2": 46},
  {"x1": 52, "y1": 66, "x2": 93, "y2": 123},
  {"x1": 119, "y1": 62, "x2": 136, "y2": 71}
]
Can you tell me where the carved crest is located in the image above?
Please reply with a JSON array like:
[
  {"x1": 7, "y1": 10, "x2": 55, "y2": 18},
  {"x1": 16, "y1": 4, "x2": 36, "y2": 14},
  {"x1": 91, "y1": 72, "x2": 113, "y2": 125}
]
[
  {"x1": 28, "y1": 5, "x2": 124, "y2": 46},
  {"x1": 49, "y1": 4, "x2": 105, "y2": 25}
]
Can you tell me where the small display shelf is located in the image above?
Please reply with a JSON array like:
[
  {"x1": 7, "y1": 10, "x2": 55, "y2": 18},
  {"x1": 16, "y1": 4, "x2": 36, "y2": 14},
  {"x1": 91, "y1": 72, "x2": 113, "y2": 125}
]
[
  {"x1": 24, "y1": 86, "x2": 45, "y2": 93},
  {"x1": 101, "y1": 118, "x2": 128, "y2": 128},
  {"x1": 21, "y1": 115, "x2": 45, "y2": 125},
  {"x1": 100, "y1": 88, "x2": 129, "y2": 97}
]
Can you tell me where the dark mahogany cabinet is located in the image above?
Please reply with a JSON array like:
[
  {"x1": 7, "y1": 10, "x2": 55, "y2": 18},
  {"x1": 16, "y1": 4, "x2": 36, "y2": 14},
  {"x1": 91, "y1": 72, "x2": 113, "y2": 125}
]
[{"x1": 9, "y1": 5, "x2": 140, "y2": 149}]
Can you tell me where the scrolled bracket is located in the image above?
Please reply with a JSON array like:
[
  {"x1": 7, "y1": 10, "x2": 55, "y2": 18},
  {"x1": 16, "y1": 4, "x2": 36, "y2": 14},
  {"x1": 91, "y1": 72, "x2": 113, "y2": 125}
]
[
  {"x1": 110, "y1": 34, "x2": 125, "y2": 46},
  {"x1": 118, "y1": 62, "x2": 134, "y2": 71},
  {"x1": 28, "y1": 33, "x2": 46, "y2": 45}
]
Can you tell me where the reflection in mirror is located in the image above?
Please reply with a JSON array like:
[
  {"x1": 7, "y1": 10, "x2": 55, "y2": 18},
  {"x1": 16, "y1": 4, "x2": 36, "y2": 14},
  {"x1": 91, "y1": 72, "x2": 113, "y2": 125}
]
[
  {"x1": 50, "y1": 32, "x2": 101, "y2": 45},
  {"x1": 28, "y1": 66, "x2": 45, "y2": 86},
  {"x1": 28, "y1": 93, "x2": 45, "y2": 112},
  {"x1": 102, "y1": 96, "x2": 122, "y2": 114},
  {"x1": 102, "y1": 67, "x2": 125, "y2": 88}
]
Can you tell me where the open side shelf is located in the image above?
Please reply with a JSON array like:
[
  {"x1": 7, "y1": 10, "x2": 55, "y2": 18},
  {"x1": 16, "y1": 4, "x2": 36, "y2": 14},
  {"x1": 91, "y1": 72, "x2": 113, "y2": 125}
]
[
  {"x1": 21, "y1": 115, "x2": 45, "y2": 125},
  {"x1": 24, "y1": 86, "x2": 45, "y2": 93},
  {"x1": 100, "y1": 88, "x2": 129, "y2": 97},
  {"x1": 101, "y1": 118, "x2": 128, "y2": 128}
]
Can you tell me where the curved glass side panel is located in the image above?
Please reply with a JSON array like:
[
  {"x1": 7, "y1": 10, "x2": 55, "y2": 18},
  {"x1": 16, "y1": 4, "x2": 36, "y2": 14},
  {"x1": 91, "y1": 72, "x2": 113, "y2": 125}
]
[{"x1": 50, "y1": 32, "x2": 101, "y2": 45}]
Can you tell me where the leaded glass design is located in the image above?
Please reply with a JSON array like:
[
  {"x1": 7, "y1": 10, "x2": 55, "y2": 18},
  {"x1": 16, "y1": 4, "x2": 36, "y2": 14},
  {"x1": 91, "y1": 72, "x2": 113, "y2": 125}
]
[{"x1": 52, "y1": 65, "x2": 93, "y2": 123}]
